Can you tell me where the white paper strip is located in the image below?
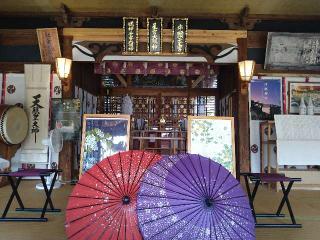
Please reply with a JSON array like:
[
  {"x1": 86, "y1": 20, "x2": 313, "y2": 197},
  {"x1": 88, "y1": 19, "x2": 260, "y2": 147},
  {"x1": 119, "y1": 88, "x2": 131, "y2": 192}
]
[
  {"x1": 52, "y1": 74, "x2": 62, "y2": 98},
  {"x1": 92, "y1": 96, "x2": 97, "y2": 114},
  {"x1": 0, "y1": 73, "x2": 3, "y2": 104},
  {"x1": 82, "y1": 90, "x2": 87, "y2": 113}
]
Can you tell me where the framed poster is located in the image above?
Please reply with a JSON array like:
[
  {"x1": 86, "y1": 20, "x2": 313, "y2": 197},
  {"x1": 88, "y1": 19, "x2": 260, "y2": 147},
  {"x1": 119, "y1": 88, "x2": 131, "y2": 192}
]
[
  {"x1": 79, "y1": 114, "x2": 130, "y2": 176},
  {"x1": 250, "y1": 79, "x2": 282, "y2": 120},
  {"x1": 288, "y1": 82, "x2": 320, "y2": 114},
  {"x1": 51, "y1": 99, "x2": 81, "y2": 140},
  {"x1": 36, "y1": 28, "x2": 61, "y2": 63},
  {"x1": 265, "y1": 32, "x2": 320, "y2": 70},
  {"x1": 147, "y1": 17, "x2": 163, "y2": 53},
  {"x1": 187, "y1": 116, "x2": 236, "y2": 176}
]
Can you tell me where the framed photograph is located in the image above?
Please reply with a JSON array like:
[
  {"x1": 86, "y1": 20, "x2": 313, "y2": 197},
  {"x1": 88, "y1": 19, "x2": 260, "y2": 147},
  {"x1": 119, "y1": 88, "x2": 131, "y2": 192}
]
[
  {"x1": 123, "y1": 17, "x2": 139, "y2": 53},
  {"x1": 265, "y1": 32, "x2": 320, "y2": 71},
  {"x1": 187, "y1": 116, "x2": 236, "y2": 176},
  {"x1": 288, "y1": 82, "x2": 320, "y2": 114},
  {"x1": 36, "y1": 28, "x2": 61, "y2": 63},
  {"x1": 249, "y1": 79, "x2": 282, "y2": 120},
  {"x1": 79, "y1": 114, "x2": 130, "y2": 176},
  {"x1": 51, "y1": 98, "x2": 81, "y2": 140},
  {"x1": 147, "y1": 17, "x2": 163, "y2": 53}
]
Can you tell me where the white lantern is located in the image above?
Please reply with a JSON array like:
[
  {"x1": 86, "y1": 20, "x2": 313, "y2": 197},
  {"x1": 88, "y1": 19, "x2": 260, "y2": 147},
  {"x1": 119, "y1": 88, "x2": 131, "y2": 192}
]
[
  {"x1": 238, "y1": 60, "x2": 255, "y2": 82},
  {"x1": 56, "y1": 58, "x2": 72, "y2": 80}
]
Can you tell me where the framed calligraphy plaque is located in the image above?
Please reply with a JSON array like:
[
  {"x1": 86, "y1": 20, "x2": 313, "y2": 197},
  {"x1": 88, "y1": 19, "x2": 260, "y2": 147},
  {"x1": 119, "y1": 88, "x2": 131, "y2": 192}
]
[
  {"x1": 123, "y1": 17, "x2": 139, "y2": 53},
  {"x1": 172, "y1": 18, "x2": 188, "y2": 54},
  {"x1": 265, "y1": 32, "x2": 320, "y2": 70},
  {"x1": 147, "y1": 17, "x2": 163, "y2": 54},
  {"x1": 36, "y1": 28, "x2": 61, "y2": 63}
]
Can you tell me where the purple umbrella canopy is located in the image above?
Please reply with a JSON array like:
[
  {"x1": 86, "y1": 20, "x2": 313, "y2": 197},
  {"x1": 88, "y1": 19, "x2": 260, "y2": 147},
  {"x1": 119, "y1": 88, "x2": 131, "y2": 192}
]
[{"x1": 137, "y1": 154, "x2": 255, "y2": 240}]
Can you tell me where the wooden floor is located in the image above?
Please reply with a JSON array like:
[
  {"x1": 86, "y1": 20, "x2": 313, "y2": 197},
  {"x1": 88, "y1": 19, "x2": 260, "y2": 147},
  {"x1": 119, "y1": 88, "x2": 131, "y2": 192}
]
[{"x1": 0, "y1": 181, "x2": 319, "y2": 240}]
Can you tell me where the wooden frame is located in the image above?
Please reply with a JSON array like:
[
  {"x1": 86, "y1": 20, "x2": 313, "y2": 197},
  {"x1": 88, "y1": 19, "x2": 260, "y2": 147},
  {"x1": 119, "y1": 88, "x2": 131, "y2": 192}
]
[
  {"x1": 36, "y1": 28, "x2": 61, "y2": 63},
  {"x1": 79, "y1": 114, "x2": 131, "y2": 177},
  {"x1": 265, "y1": 32, "x2": 320, "y2": 71},
  {"x1": 288, "y1": 81, "x2": 320, "y2": 114},
  {"x1": 187, "y1": 116, "x2": 236, "y2": 176}
]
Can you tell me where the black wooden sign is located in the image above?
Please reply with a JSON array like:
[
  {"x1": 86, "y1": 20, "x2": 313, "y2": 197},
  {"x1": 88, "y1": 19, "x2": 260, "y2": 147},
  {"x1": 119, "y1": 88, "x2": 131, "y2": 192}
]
[
  {"x1": 123, "y1": 17, "x2": 139, "y2": 53},
  {"x1": 172, "y1": 18, "x2": 188, "y2": 54},
  {"x1": 147, "y1": 18, "x2": 163, "y2": 53}
]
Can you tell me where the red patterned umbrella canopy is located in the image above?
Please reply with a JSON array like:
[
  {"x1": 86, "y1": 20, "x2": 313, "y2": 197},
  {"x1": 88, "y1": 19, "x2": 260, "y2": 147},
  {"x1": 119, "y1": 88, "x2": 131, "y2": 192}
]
[{"x1": 65, "y1": 150, "x2": 161, "y2": 240}]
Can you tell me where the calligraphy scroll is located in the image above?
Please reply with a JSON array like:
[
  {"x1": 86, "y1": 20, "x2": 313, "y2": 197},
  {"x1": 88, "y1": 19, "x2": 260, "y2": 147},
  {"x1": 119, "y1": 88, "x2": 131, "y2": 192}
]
[
  {"x1": 172, "y1": 18, "x2": 188, "y2": 54},
  {"x1": 22, "y1": 64, "x2": 50, "y2": 152},
  {"x1": 147, "y1": 18, "x2": 163, "y2": 54},
  {"x1": 123, "y1": 17, "x2": 139, "y2": 53},
  {"x1": 36, "y1": 28, "x2": 61, "y2": 63}
]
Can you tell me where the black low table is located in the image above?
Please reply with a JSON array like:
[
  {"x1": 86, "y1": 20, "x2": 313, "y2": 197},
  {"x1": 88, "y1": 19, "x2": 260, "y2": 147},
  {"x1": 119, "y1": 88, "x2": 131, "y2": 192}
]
[
  {"x1": 241, "y1": 172, "x2": 302, "y2": 228},
  {"x1": 0, "y1": 168, "x2": 62, "y2": 222}
]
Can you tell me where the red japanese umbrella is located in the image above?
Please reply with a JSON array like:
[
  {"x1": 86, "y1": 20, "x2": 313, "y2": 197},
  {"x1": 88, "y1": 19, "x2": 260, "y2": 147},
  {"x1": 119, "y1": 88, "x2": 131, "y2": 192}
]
[{"x1": 65, "y1": 150, "x2": 161, "y2": 240}]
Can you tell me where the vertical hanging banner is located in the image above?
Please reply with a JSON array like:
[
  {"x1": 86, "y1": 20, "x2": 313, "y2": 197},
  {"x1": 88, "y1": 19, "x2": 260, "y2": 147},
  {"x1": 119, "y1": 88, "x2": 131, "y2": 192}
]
[
  {"x1": 36, "y1": 28, "x2": 61, "y2": 63},
  {"x1": 147, "y1": 17, "x2": 163, "y2": 54},
  {"x1": 52, "y1": 74, "x2": 62, "y2": 98},
  {"x1": 172, "y1": 18, "x2": 188, "y2": 54},
  {"x1": 123, "y1": 17, "x2": 139, "y2": 53},
  {"x1": 4, "y1": 74, "x2": 26, "y2": 106},
  {"x1": 22, "y1": 64, "x2": 51, "y2": 151}
]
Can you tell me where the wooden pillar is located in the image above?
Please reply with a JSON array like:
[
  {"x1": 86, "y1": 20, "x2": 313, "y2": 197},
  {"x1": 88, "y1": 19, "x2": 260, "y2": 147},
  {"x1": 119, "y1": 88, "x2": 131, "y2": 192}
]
[
  {"x1": 61, "y1": 35, "x2": 73, "y2": 98},
  {"x1": 237, "y1": 38, "x2": 250, "y2": 176},
  {"x1": 59, "y1": 35, "x2": 74, "y2": 181}
]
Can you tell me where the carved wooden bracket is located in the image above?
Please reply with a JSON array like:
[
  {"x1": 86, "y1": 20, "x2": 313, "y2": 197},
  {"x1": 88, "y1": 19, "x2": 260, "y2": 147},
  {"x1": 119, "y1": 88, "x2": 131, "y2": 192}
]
[
  {"x1": 72, "y1": 42, "x2": 122, "y2": 61},
  {"x1": 52, "y1": 3, "x2": 90, "y2": 27},
  {"x1": 188, "y1": 44, "x2": 238, "y2": 64},
  {"x1": 221, "y1": 6, "x2": 260, "y2": 30}
]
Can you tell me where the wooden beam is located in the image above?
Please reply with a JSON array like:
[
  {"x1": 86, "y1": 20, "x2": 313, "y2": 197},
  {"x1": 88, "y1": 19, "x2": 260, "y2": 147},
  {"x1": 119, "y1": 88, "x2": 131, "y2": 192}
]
[
  {"x1": 191, "y1": 75, "x2": 205, "y2": 88},
  {"x1": 59, "y1": 34, "x2": 74, "y2": 182},
  {"x1": 63, "y1": 28, "x2": 247, "y2": 44},
  {"x1": 247, "y1": 31, "x2": 268, "y2": 48},
  {"x1": 237, "y1": 37, "x2": 250, "y2": 176},
  {"x1": 0, "y1": 62, "x2": 52, "y2": 73},
  {"x1": 115, "y1": 74, "x2": 128, "y2": 87},
  {"x1": 0, "y1": 29, "x2": 38, "y2": 46},
  {"x1": 109, "y1": 86, "x2": 218, "y2": 97},
  {"x1": 2, "y1": 11, "x2": 320, "y2": 21},
  {"x1": 61, "y1": 35, "x2": 73, "y2": 98}
]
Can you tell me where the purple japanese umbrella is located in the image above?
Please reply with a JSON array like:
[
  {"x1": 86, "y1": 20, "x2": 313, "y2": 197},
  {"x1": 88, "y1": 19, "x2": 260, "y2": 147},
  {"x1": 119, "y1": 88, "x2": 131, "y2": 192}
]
[{"x1": 137, "y1": 154, "x2": 255, "y2": 240}]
